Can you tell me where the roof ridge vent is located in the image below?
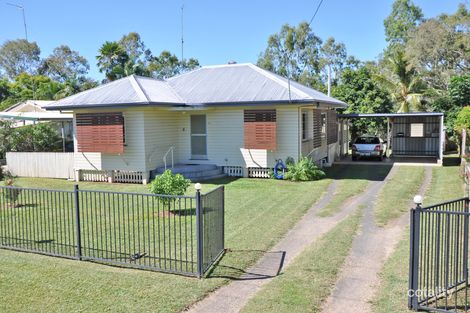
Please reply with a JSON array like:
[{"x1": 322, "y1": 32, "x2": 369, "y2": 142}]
[{"x1": 227, "y1": 60, "x2": 237, "y2": 64}]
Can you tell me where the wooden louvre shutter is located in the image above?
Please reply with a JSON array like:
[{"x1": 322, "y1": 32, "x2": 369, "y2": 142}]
[
  {"x1": 313, "y1": 110, "x2": 322, "y2": 148},
  {"x1": 327, "y1": 110, "x2": 338, "y2": 145},
  {"x1": 76, "y1": 113, "x2": 125, "y2": 154},
  {"x1": 244, "y1": 109, "x2": 277, "y2": 150}
]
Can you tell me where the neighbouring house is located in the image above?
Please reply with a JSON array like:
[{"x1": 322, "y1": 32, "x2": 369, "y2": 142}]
[
  {"x1": 1, "y1": 100, "x2": 74, "y2": 151},
  {"x1": 45, "y1": 63, "x2": 348, "y2": 184}
]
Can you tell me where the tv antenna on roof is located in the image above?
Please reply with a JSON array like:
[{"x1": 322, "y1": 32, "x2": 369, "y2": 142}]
[
  {"x1": 6, "y1": 2, "x2": 28, "y2": 41},
  {"x1": 181, "y1": 2, "x2": 184, "y2": 62}
]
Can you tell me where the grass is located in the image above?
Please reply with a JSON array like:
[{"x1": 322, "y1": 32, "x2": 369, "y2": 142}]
[
  {"x1": 0, "y1": 175, "x2": 332, "y2": 313},
  {"x1": 374, "y1": 166, "x2": 425, "y2": 226},
  {"x1": 372, "y1": 165, "x2": 466, "y2": 313},
  {"x1": 241, "y1": 207, "x2": 363, "y2": 313},
  {"x1": 317, "y1": 165, "x2": 392, "y2": 217}
]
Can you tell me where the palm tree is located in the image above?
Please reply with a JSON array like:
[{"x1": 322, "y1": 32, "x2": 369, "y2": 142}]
[
  {"x1": 96, "y1": 41, "x2": 128, "y2": 81},
  {"x1": 375, "y1": 50, "x2": 424, "y2": 113}
]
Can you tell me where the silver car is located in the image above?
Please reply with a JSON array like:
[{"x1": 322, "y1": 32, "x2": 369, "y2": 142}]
[{"x1": 352, "y1": 136, "x2": 386, "y2": 161}]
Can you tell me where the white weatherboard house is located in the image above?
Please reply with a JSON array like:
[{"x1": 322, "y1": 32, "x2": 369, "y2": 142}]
[{"x1": 46, "y1": 63, "x2": 348, "y2": 184}]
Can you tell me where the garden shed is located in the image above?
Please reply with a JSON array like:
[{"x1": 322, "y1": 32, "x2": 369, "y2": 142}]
[{"x1": 338, "y1": 112, "x2": 445, "y2": 164}]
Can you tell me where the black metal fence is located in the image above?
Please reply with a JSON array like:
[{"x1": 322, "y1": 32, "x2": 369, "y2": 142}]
[
  {"x1": 409, "y1": 198, "x2": 469, "y2": 312},
  {"x1": 0, "y1": 185, "x2": 225, "y2": 278}
]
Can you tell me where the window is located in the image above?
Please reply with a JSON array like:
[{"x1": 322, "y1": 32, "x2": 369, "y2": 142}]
[
  {"x1": 321, "y1": 113, "x2": 327, "y2": 139},
  {"x1": 244, "y1": 109, "x2": 277, "y2": 150},
  {"x1": 76, "y1": 113, "x2": 125, "y2": 153},
  {"x1": 302, "y1": 112, "x2": 308, "y2": 140},
  {"x1": 410, "y1": 123, "x2": 424, "y2": 137}
]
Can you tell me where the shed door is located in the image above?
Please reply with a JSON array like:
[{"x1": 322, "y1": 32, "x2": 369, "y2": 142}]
[{"x1": 190, "y1": 115, "x2": 207, "y2": 159}]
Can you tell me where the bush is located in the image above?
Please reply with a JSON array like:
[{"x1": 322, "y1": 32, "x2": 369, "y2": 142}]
[
  {"x1": 148, "y1": 170, "x2": 191, "y2": 203},
  {"x1": 284, "y1": 157, "x2": 326, "y2": 181},
  {"x1": 3, "y1": 178, "x2": 21, "y2": 207},
  {"x1": 455, "y1": 106, "x2": 470, "y2": 134}
]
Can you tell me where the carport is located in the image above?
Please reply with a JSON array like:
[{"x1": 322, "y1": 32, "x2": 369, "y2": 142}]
[{"x1": 337, "y1": 112, "x2": 445, "y2": 164}]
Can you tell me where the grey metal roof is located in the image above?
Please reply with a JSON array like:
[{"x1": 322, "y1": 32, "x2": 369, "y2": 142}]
[
  {"x1": 338, "y1": 112, "x2": 444, "y2": 118},
  {"x1": 46, "y1": 63, "x2": 347, "y2": 110}
]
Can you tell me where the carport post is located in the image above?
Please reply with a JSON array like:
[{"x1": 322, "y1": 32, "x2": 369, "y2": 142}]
[
  {"x1": 439, "y1": 115, "x2": 444, "y2": 163},
  {"x1": 386, "y1": 118, "x2": 391, "y2": 157}
]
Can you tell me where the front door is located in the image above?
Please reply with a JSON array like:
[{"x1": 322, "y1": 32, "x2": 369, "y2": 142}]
[{"x1": 190, "y1": 115, "x2": 207, "y2": 159}]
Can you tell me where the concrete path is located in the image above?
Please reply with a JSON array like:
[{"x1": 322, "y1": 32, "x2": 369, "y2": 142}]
[
  {"x1": 186, "y1": 168, "x2": 397, "y2": 313},
  {"x1": 321, "y1": 166, "x2": 433, "y2": 313}
]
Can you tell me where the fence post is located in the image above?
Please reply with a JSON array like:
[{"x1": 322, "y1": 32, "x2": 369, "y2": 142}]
[
  {"x1": 408, "y1": 205, "x2": 421, "y2": 310},
  {"x1": 221, "y1": 186, "x2": 225, "y2": 250},
  {"x1": 73, "y1": 184, "x2": 82, "y2": 260},
  {"x1": 195, "y1": 184, "x2": 203, "y2": 278}
]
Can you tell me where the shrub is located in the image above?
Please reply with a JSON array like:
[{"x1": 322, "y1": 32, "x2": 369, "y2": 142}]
[
  {"x1": 284, "y1": 157, "x2": 326, "y2": 181},
  {"x1": 148, "y1": 170, "x2": 191, "y2": 203},
  {"x1": 3, "y1": 178, "x2": 21, "y2": 207},
  {"x1": 285, "y1": 156, "x2": 295, "y2": 166},
  {"x1": 455, "y1": 106, "x2": 470, "y2": 134}
]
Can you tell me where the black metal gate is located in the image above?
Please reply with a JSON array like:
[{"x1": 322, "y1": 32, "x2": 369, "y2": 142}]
[{"x1": 409, "y1": 198, "x2": 469, "y2": 312}]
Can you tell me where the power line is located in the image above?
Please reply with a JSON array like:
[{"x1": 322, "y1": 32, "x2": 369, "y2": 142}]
[{"x1": 308, "y1": 0, "x2": 325, "y2": 26}]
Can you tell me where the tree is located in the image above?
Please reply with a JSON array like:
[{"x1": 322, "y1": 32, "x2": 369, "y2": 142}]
[
  {"x1": 118, "y1": 32, "x2": 151, "y2": 63},
  {"x1": 0, "y1": 79, "x2": 11, "y2": 103},
  {"x1": 0, "y1": 39, "x2": 41, "y2": 79},
  {"x1": 257, "y1": 22, "x2": 323, "y2": 87},
  {"x1": 332, "y1": 65, "x2": 393, "y2": 138},
  {"x1": 0, "y1": 73, "x2": 66, "y2": 110},
  {"x1": 384, "y1": 0, "x2": 423, "y2": 46},
  {"x1": 40, "y1": 45, "x2": 90, "y2": 82},
  {"x1": 96, "y1": 41, "x2": 129, "y2": 81},
  {"x1": 375, "y1": 50, "x2": 424, "y2": 112},
  {"x1": 455, "y1": 106, "x2": 470, "y2": 133},
  {"x1": 405, "y1": 5, "x2": 470, "y2": 90},
  {"x1": 319, "y1": 37, "x2": 348, "y2": 93},
  {"x1": 148, "y1": 51, "x2": 199, "y2": 79},
  {"x1": 449, "y1": 74, "x2": 470, "y2": 107}
]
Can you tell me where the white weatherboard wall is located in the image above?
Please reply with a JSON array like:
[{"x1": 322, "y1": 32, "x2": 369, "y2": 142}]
[
  {"x1": 7, "y1": 152, "x2": 74, "y2": 179},
  {"x1": 72, "y1": 104, "x2": 338, "y2": 177},
  {"x1": 73, "y1": 109, "x2": 147, "y2": 173},
  {"x1": 175, "y1": 106, "x2": 300, "y2": 168},
  {"x1": 143, "y1": 108, "x2": 181, "y2": 172}
]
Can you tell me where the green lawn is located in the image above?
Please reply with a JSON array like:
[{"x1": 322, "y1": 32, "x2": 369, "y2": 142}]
[
  {"x1": 318, "y1": 165, "x2": 392, "y2": 217},
  {"x1": 241, "y1": 207, "x2": 363, "y2": 313},
  {"x1": 374, "y1": 166, "x2": 425, "y2": 226},
  {"x1": 0, "y1": 176, "x2": 332, "y2": 313},
  {"x1": 372, "y1": 165, "x2": 466, "y2": 313}
]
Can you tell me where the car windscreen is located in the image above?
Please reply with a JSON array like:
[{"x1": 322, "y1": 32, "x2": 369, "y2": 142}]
[{"x1": 355, "y1": 137, "x2": 380, "y2": 144}]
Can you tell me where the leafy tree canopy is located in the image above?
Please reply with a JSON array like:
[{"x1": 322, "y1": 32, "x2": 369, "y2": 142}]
[
  {"x1": 332, "y1": 64, "x2": 393, "y2": 138},
  {"x1": 97, "y1": 32, "x2": 200, "y2": 82},
  {"x1": 0, "y1": 39, "x2": 41, "y2": 79},
  {"x1": 39, "y1": 45, "x2": 90, "y2": 82},
  {"x1": 455, "y1": 106, "x2": 470, "y2": 133},
  {"x1": 257, "y1": 22, "x2": 322, "y2": 85},
  {"x1": 405, "y1": 4, "x2": 470, "y2": 90},
  {"x1": 383, "y1": 0, "x2": 423, "y2": 46}
]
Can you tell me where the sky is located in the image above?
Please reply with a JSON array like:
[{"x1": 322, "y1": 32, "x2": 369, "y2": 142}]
[{"x1": 0, "y1": 0, "x2": 467, "y2": 80}]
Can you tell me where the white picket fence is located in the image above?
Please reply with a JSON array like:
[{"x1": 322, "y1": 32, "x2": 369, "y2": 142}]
[{"x1": 6, "y1": 152, "x2": 74, "y2": 179}]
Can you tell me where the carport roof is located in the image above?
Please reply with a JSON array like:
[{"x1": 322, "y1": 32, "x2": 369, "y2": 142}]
[{"x1": 338, "y1": 112, "x2": 443, "y2": 118}]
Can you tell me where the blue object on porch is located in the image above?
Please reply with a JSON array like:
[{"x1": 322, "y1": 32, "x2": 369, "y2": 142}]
[{"x1": 274, "y1": 159, "x2": 285, "y2": 179}]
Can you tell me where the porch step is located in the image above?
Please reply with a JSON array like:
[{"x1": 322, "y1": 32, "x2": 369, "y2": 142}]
[{"x1": 151, "y1": 164, "x2": 226, "y2": 182}]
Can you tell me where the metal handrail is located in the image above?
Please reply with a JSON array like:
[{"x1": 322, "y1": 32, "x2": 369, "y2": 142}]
[{"x1": 163, "y1": 146, "x2": 174, "y2": 171}]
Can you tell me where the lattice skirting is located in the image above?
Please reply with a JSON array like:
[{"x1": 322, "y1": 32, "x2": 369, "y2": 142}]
[
  {"x1": 79, "y1": 170, "x2": 144, "y2": 184},
  {"x1": 248, "y1": 167, "x2": 272, "y2": 178},
  {"x1": 223, "y1": 166, "x2": 244, "y2": 177}
]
